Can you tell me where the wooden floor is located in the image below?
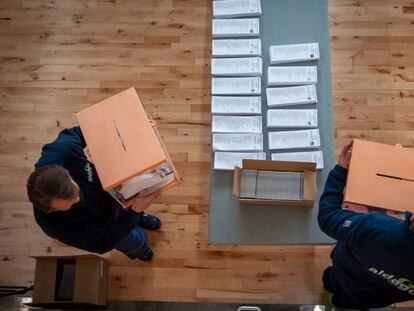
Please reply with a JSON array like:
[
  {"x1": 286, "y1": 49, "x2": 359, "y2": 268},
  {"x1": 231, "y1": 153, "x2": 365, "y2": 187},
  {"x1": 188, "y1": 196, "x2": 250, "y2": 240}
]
[{"x1": 1, "y1": 0, "x2": 414, "y2": 306}]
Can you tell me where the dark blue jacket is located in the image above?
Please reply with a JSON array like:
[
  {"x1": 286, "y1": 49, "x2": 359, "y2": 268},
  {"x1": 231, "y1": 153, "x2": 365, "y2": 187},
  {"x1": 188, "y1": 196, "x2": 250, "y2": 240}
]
[
  {"x1": 319, "y1": 165, "x2": 414, "y2": 309},
  {"x1": 33, "y1": 127, "x2": 140, "y2": 254}
]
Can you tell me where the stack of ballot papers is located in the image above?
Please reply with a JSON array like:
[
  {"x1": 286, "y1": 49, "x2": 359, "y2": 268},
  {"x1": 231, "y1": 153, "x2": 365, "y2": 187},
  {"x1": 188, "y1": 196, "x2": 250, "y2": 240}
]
[
  {"x1": 267, "y1": 66, "x2": 317, "y2": 86},
  {"x1": 240, "y1": 169, "x2": 304, "y2": 200},
  {"x1": 212, "y1": 18, "x2": 260, "y2": 38},
  {"x1": 212, "y1": 38, "x2": 261, "y2": 57},
  {"x1": 211, "y1": 57, "x2": 262, "y2": 76},
  {"x1": 212, "y1": 77, "x2": 261, "y2": 95},
  {"x1": 271, "y1": 151, "x2": 324, "y2": 169},
  {"x1": 214, "y1": 152, "x2": 266, "y2": 170},
  {"x1": 268, "y1": 129, "x2": 321, "y2": 150},
  {"x1": 212, "y1": 115, "x2": 262, "y2": 133},
  {"x1": 267, "y1": 109, "x2": 318, "y2": 128},
  {"x1": 269, "y1": 43, "x2": 320, "y2": 64},
  {"x1": 211, "y1": 1, "x2": 264, "y2": 172},
  {"x1": 266, "y1": 85, "x2": 317, "y2": 107},
  {"x1": 211, "y1": 96, "x2": 261, "y2": 115},
  {"x1": 213, "y1": 0, "x2": 262, "y2": 18},
  {"x1": 212, "y1": 133, "x2": 263, "y2": 151}
]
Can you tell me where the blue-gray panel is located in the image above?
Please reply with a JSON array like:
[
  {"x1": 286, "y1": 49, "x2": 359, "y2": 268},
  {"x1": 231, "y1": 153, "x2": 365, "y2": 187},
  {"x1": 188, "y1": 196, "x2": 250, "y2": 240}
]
[{"x1": 209, "y1": 0, "x2": 335, "y2": 244}]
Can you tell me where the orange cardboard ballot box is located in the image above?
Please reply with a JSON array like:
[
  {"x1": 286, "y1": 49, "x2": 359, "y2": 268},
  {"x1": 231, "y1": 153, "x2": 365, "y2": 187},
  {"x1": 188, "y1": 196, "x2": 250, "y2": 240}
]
[
  {"x1": 76, "y1": 87, "x2": 180, "y2": 207},
  {"x1": 344, "y1": 139, "x2": 414, "y2": 213}
]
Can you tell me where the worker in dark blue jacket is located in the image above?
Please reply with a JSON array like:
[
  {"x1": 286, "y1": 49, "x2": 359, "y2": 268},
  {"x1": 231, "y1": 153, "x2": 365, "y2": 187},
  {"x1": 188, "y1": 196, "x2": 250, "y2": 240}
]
[
  {"x1": 26, "y1": 127, "x2": 160, "y2": 261},
  {"x1": 319, "y1": 141, "x2": 414, "y2": 310}
]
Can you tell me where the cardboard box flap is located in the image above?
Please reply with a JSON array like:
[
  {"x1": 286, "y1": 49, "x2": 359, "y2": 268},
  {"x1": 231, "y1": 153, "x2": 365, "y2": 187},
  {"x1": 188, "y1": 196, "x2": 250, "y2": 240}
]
[
  {"x1": 242, "y1": 159, "x2": 317, "y2": 172},
  {"x1": 233, "y1": 166, "x2": 242, "y2": 197},
  {"x1": 76, "y1": 87, "x2": 167, "y2": 191}
]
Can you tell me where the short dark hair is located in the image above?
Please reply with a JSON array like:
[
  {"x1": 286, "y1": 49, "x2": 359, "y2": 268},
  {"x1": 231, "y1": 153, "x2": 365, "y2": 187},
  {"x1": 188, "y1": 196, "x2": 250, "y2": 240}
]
[{"x1": 27, "y1": 165, "x2": 77, "y2": 212}]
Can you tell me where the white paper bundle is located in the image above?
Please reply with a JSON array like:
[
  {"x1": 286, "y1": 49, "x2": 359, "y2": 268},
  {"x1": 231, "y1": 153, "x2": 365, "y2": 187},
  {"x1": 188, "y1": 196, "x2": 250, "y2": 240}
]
[
  {"x1": 212, "y1": 115, "x2": 262, "y2": 133},
  {"x1": 212, "y1": 133, "x2": 263, "y2": 151},
  {"x1": 212, "y1": 39, "x2": 261, "y2": 57},
  {"x1": 271, "y1": 150, "x2": 324, "y2": 169},
  {"x1": 269, "y1": 43, "x2": 320, "y2": 64},
  {"x1": 267, "y1": 66, "x2": 317, "y2": 86},
  {"x1": 266, "y1": 85, "x2": 317, "y2": 107},
  {"x1": 268, "y1": 129, "x2": 321, "y2": 150},
  {"x1": 267, "y1": 109, "x2": 318, "y2": 128},
  {"x1": 213, "y1": 0, "x2": 261, "y2": 18},
  {"x1": 211, "y1": 57, "x2": 262, "y2": 77},
  {"x1": 212, "y1": 18, "x2": 260, "y2": 38},
  {"x1": 214, "y1": 152, "x2": 266, "y2": 170},
  {"x1": 212, "y1": 77, "x2": 261, "y2": 95},
  {"x1": 211, "y1": 96, "x2": 261, "y2": 115}
]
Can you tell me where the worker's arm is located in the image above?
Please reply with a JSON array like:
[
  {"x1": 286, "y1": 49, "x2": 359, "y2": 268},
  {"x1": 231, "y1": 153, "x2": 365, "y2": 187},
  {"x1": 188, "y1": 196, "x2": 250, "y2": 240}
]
[{"x1": 318, "y1": 142, "x2": 366, "y2": 243}]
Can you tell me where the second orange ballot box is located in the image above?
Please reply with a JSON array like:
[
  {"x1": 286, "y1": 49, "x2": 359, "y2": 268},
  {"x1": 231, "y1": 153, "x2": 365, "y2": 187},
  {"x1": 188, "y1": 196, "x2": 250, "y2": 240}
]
[
  {"x1": 344, "y1": 139, "x2": 414, "y2": 213},
  {"x1": 76, "y1": 87, "x2": 180, "y2": 208}
]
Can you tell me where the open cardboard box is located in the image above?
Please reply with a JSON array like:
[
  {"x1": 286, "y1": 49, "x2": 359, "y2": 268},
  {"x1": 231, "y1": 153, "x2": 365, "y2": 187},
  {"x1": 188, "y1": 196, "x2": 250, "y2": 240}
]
[
  {"x1": 344, "y1": 139, "x2": 414, "y2": 214},
  {"x1": 233, "y1": 159, "x2": 317, "y2": 207},
  {"x1": 31, "y1": 254, "x2": 108, "y2": 307},
  {"x1": 76, "y1": 87, "x2": 180, "y2": 208}
]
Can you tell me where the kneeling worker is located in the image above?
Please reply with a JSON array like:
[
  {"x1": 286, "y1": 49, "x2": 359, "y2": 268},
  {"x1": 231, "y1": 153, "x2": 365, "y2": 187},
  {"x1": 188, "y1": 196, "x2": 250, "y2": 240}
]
[
  {"x1": 27, "y1": 126, "x2": 160, "y2": 261},
  {"x1": 319, "y1": 141, "x2": 414, "y2": 309}
]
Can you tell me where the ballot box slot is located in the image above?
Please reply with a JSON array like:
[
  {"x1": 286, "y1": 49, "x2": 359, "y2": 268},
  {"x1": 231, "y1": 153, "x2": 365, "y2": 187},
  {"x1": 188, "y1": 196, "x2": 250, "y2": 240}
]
[
  {"x1": 377, "y1": 173, "x2": 414, "y2": 183},
  {"x1": 112, "y1": 120, "x2": 126, "y2": 152}
]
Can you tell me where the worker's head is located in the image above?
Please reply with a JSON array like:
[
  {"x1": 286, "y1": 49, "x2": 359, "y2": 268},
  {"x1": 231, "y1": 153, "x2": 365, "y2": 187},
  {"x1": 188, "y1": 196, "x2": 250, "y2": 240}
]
[{"x1": 26, "y1": 165, "x2": 80, "y2": 213}]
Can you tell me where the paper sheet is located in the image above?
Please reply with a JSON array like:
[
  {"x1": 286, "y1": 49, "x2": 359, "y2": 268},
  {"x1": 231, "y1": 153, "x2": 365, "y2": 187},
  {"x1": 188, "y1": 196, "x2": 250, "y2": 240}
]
[
  {"x1": 267, "y1": 66, "x2": 317, "y2": 86},
  {"x1": 211, "y1": 57, "x2": 262, "y2": 77},
  {"x1": 267, "y1": 109, "x2": 318, "y2": 128},
  {"x1": 212, "y1": 18, "x2": 260, "y2": 38},
  {"x1": 268, "y1": 129, "x2": 321, "y2": 150},
  {"x1": 271, "y1": 150, "x2": 324, "y2": 169},
  {"x1": 269, "y1": 43, "x2": 320, "y2": 64},
  {"x1": 212, "y1": 96, "x2": 262, "y2": 115},
  {"x1": 212, "y1": 38, "x2": 261, "y2": 57},
  {"x1": 212, "y1": 133, "x2": 263, "y2": 151},
  {"x1": 212, "y1": 115, "x2": 262, "y2": 133},
  {"x1": 266, "y1": 85, "x2": 317, "y2": 107}
]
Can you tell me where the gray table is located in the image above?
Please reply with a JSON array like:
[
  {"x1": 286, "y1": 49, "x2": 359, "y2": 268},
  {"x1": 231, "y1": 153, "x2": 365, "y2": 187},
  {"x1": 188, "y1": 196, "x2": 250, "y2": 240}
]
[{"x1": 209, "y1": 0, "x2": 335, "y2": 244}]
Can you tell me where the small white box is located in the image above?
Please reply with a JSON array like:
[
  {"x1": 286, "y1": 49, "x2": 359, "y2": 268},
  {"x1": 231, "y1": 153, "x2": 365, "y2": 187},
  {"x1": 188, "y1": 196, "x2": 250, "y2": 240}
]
[
  {"x1": 212, "y1": 18, "x2": 260, "y2": 38},
  {"x1": 212, "y1": 39, "x2": 261, "y2": 57},
  {"x1": 213, "y1": 0, "x2": 261, "y2": 18},
  {"x1": 212, "y1": 77, "x2": 261, "y2": 95},
  {"x1": 266, "y1": 85, "x2": 317, "y2": 107},
  {"x1": 269, "y1": 43, "x2": 320, "y2": 64},
  {"x1": 211, "y1": 96, "x2": 261, "y2": 115},
  {"x1": 211, "y1": 57, "x2": 262, "y2": 77}
]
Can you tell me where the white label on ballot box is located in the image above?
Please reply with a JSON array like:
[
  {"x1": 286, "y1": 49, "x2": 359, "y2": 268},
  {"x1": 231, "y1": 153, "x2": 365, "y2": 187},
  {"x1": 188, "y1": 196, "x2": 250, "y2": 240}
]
[
  {"x1": 213, "y1": 133, "x2": 263, "y2": 151},
  {"x1": 211, "y1": 96, "x2": 261, "y2": 115},
  {"x1": 266, "y1": 85, "x2": 317, "y2": 107},
  {"x1": 267, "y1": 66, "x2": 317, "y2": 86},
  {"x1": 212, "y1": 18, "x2": 260, "y2": 38},
  {"x1": 267, "y1": 109, "x2": 318, "y2": 128},
  {"x1": 213, "y1": 0, "x2": 261, "y2": 18},
  {"x1": 268, "y1": 129, "x2": 321, "y2": 150},
  {"x1": 211, "y1": 57, "x2": 262, "y2": 77},
  {"x1": 212, "y1": 77, "x2": 261, "y2": 95},
  {"x1": 269, "y1": 43, "x2": 320, "y2": 64},
  {"x1": 214, "y1": 151, "x2": 266, "y2": 170},
  {"x1": 212, "y1": 39, "x2": 261, "y2": 57},
  {"x1": 212, "y1": 115, "x2": 262, "y2": 133},
  {"x1": 271, "y1": 150, "x2": 324, "y2": 169}
]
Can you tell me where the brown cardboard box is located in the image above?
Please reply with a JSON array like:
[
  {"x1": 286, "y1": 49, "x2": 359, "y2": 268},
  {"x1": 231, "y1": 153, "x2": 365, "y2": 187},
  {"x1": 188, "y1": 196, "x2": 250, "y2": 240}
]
[
  {"x1": 233, "y1": 159, "x2": 317, "y2": 207},
  {"x1": 344, "y1": 139, "x2": 414, "y2": 213},
  {"x1": 32, "y1": 254, "x2": 108, "y2": 306}
]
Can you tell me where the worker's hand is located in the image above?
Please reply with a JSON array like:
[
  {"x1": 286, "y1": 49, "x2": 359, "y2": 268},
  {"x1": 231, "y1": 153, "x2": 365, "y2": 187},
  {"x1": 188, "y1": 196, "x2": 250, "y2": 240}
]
[
  {"x1": 338, "y1": 141, "x2": 353, "y2": 169},
  {"x1": 130, "y1": 192, "x2": 159, "y2": 213}
]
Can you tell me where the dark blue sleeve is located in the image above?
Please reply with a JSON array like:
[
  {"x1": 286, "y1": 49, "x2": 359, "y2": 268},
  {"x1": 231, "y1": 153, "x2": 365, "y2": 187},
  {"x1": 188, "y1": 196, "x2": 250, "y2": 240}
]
[
  {"x1": 41, "y1": 208, "x2": 140, "y2": 254},
  {"x1": 36, "y1": 126, "x2": 86, "y2": 168},
  {"x1": 318, "y1": 165, "x2": 368, "y2": 244}
]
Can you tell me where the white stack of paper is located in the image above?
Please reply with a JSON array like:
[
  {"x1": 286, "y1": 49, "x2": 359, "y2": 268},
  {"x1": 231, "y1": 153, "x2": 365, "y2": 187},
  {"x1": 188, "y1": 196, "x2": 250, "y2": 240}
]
[
  {"x1": 255, "y1": 171, "x2": 304, "y2": 200},
  {"x1": 212, "y1": 115, "x2": 262, "y2": 133},
  {"x1": 271, "y1": 151, "x2": 324, "y2": 169},
  {"x1": 211, "y1": 96, "x2": 261, "y2": 115},
  {"x1": 269, "y1": 43, "x2": 320, "y2": 64},
  {"x1": 214, "y1": 152, "x2": 266, "y2": 170},
  {"x1": 212, "y1": 39, "x2": 261, "y2": 57},
  {"x1": 268, "y1": 129, "x2": 321, "y2": 150},
  {"x1": 213, "y1": 0, "x2": 261, "y2": 18},
  {"x1": 212, "y1": 18, "x2": 260, "y2": 38},
  {"x1": 267, "y1": 109, "x2": 318, "y2": 128},
  {"x1": 267, "y1": 66, "x2": 317, "y2": 86},
  {"x1": 212, "y1": 77, "x2": 261, "y2": 95},
  {"x1": 211, "y1": 57, "x2": 262, "y2": 77},
  {"x1": 266, "y1": 85, "x2": 317, "y2": 107},
  {"x1": 212, "y1": 133, "x2": 263, "y2": 151}
]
